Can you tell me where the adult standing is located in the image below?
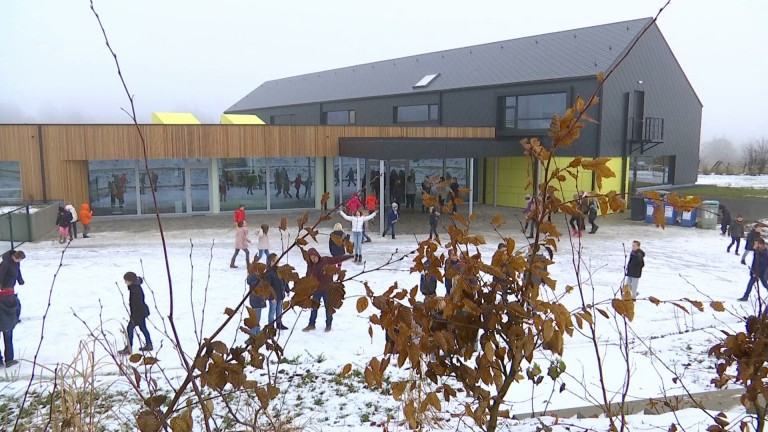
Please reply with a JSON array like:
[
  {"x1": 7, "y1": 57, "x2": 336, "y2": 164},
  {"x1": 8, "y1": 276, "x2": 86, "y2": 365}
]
[
  {"x1": 739, "y1": 237, "x2": 768, "y2": 301},
  {"x1": 625, "y1": 240, "x2": 645, "y2": 300},
  {"x1": 0, "y1": 251, "x2": 24, "y2": 326},
  {"x1": 65, "y1": 204, "x2": 79, "y2": 240},
  {"x1": 405, "y1": 174, "x2": 417, "y2": 210},
  {"x1": 742, "y1": 224, "x2": 763, "y2": 265},
  {"x1": 719, "y1": 204, "x2": 732, "y2": 237},
  {"x1": 0, "y1": 251, "x2": 24, "y2": 367},
  {"x1": 302, "y1": 248, "x2": 353, "y2": 332},
  {"x1": 339, "y1": 209, "x2": 377, "y2": 262}
]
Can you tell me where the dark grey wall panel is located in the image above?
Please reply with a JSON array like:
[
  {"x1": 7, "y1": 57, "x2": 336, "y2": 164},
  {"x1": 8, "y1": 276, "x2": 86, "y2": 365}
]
[{"x1": 600, "y1": 23, "x2": 702, "y2": 184}]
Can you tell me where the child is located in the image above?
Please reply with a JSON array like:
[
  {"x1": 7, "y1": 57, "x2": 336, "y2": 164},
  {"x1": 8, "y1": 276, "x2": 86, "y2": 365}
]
[
  {"x1": 65, "y1": 204, "x2": 79, "y2": 240},
  {"x1": 727, "y1": 215, "x2": 745, "y2": 254},
  {"x1": 523, "y1": 195, "x2": 536, "y2": 238},
  {"x1": 265, "y1": 253, "x2": 290, "y2": 330},
  {"x1": 428, "y1": 207, "x2": 440, "y2": 240},
  {"x1": 382, "y1": 203, "x2": 400, "y2": 239},
  {"x1": 329, "y1": 223, "x2": 349, "y2": 268},
  {"x1": 79, "y1": 203, "x2": 93, "y2": 238},
  {"x1": 255, "y1": 224, "x2": 271, "y2": 263},
  {"x1": 231, "y1": 221, "x2": 250, "y2": 269},
  {"x1": 419, "y1": 259, "x2": 438, "y2": 298},
  {"x1": 587, "y1": 199, "x2": 599, "y2": 234},
  {"x1": 55, "y1": 206, "x2": 72, "y2": 244},
  {"x1": 234, "y1": 204, "x2": 246, "y2": 227},
  {"x1": 118, "y1": 272, "x2": 152, "y2": 354},
  {"x1": 739, "y1": 237, "x2": 768, "y2": 301},
  {"x1": 719, "y1": 204, "x2": 731, "y2": 237},
  {"x1": 625, "y1": 241, "x2": 645, "y2": 300},
  {"x1": 742, "y1": 225, "x2": 763, "y2": 265},
  {"x1": 339, "y1": 209, "x2": 377, "y2": 262}
]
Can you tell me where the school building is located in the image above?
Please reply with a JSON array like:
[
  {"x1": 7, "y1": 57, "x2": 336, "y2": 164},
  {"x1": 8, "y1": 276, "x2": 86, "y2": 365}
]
[{"x1": 0, "y1": 17, "x2": 700, "y2": 218}]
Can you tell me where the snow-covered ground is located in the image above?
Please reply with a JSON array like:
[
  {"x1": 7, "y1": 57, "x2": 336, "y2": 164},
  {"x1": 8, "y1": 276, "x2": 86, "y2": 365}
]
[
  {"x1": 698, "y1": 173, "x2": 768, "y2": 188},
  {"x1": 1, "y1": 216, "x2": 757, "y2": 430}
]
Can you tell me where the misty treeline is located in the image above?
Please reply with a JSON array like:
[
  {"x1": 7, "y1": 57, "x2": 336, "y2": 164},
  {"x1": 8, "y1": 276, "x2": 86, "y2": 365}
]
[{"x1": 700, "y1": 137, "x2": 768, "y2": 175}]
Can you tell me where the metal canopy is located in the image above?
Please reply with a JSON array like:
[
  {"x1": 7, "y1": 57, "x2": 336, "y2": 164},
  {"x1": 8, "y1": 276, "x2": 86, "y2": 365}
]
[{"x1": 338, "y1": 138, "x2": 518, "y2": 159}]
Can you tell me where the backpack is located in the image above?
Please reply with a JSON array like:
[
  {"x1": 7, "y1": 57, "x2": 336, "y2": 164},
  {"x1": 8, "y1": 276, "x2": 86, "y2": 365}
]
[
  {"x1": 247, "y1": 275, "x2": 266, "y2": 309},
  {"x1": 420, "y1": 273, "x2": 437, "y2": 296}
]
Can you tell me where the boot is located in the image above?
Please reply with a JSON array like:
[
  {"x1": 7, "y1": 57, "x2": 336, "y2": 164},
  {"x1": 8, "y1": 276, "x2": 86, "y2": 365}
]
[
  {"x1": 230, "y1": 258, "x2": 237, "y2": 269},
  {"x1": 727, "y1": 245, "x2": 731, "y2": 253},
  {"x1": 276, "y1": 323, "x2": 289, "y2": 330},
  {"x1": 325, "y1": 325, "x2": 332, "y2": 332},
  {"x1": 354, "y1": 254, "x2": 359, "y2": 262},
  {"x1": 139, "y1": 343, "x2": 153, "y2": 352},
  {"x1": 118, "y1": 346, "x2": 131, "y2": 355},
  {"x1": 302, "y1": 325, "x2": 316, "y2": 332},
  {"x1": 358, "y1": 254, "x2": 363, "y2": 263}
]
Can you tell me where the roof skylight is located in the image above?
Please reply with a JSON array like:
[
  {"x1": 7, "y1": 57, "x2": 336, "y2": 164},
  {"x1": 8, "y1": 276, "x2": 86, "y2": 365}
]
[{"x1": 413, "y1": 73, "x2": 440, "y2": 89}]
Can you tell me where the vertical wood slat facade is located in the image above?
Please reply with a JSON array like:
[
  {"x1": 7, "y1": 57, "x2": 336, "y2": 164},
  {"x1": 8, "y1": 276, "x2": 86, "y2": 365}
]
[{"x1": 0, "y1": 124, "x2": 495, "y2": 208}]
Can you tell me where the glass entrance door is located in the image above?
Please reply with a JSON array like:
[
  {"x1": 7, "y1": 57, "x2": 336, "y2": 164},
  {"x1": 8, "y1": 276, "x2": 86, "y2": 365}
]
[
  {"x1": 385, "y1": 160, "x2": 408, "y2": 206},
  {"x1": 187, "y1": 166, "x2": 211, "y2": 212}
]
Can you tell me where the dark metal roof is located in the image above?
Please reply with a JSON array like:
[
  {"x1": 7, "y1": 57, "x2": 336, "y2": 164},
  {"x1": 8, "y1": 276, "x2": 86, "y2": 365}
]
[
  {"x1": 339, "y1": 138, "x2": 519, "y2": 159},
  {"x1": 228, "y1": 18, "x2": 653, "y2": 112}
]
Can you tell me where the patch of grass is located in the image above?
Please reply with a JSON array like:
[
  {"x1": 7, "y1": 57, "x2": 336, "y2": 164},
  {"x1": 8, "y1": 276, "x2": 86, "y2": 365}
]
[
  {"x1": 671, "y1": 185, "x2": 768, "y2": 199},
  {"x1": 279, "y1": 354, "x2": 302, "y2": 365}
]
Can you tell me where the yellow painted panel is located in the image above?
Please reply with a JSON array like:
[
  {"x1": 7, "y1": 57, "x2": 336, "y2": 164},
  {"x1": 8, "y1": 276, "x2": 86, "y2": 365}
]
[
  {"x1": 220, "y1": 114, "x2": 265, "y2": 125},
  {"x1": 151, "y1": 112, "x2": 201, "y2": 124},
  {"x1": 549, "y1": 157, "x2": 593, "y2": 202},
  {"x1": 484, "y1": 157, "x2": 534, "y2": 208},
  {"x1": 598, "y1": 157, "x2": 626, "y2": 194}
]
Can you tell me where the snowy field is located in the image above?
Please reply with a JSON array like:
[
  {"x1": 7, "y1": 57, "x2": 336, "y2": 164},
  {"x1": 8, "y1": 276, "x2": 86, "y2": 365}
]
[
  {"x1": 1, "y1": 216, "x2": 757, "y2": 430},
  {"x1": 697, "y1": 173, "x2": 768, "y2": 188}
]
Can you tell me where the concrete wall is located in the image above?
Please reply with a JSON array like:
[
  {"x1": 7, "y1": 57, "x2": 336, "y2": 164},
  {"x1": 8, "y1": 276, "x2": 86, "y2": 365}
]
[{"x1": 0, "y1": 202, "x2": 61, "y2": 243}]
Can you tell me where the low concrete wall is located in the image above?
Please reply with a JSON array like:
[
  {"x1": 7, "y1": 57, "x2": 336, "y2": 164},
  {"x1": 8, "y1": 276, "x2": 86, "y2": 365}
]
[{"x1": 0, "y1": 201, "x2": 62, "y2": 243}]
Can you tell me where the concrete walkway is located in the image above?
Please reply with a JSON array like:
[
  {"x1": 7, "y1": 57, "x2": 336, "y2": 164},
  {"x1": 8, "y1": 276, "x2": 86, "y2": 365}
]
[{"x1": 511, "y1": 388, "x2": 744, "y2": 420}]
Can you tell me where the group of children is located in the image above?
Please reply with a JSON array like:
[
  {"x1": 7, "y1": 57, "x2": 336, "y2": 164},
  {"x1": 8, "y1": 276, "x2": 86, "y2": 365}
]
[
  {"x1": 521, "y1": 193, "x2": 599, "y2": 239},
  {"x1": 230, "y1": 204, "x2": 271, "y2": 269},
  {"x1": 55, "y1": 203, "x2": 93, "y2": 244},
  {"x1": 720, "y1": 204, "x2": 768, "y2": 302}
]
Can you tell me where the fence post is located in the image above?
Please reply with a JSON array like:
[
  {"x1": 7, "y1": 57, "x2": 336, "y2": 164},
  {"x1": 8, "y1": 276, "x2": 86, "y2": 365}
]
[{"x1": 26, "y1": 205, "x2": 31, "y2": 243}]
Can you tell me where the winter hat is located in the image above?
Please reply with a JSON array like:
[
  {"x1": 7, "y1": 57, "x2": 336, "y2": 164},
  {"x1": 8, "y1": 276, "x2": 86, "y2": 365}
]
[{"x1": 392, "y1": 203, "x2": 399, "y2": 208}]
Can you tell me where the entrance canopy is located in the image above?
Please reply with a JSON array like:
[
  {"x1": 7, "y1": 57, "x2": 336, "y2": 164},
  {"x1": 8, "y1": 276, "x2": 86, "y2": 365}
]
[{"x1": 339, "y1": 138, "x2": 518, "y2": 159}]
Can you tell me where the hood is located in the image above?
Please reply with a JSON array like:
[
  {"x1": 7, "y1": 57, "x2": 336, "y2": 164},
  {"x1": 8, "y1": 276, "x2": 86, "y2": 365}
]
[
  {"x1": 81, "y1": 203, "x2": 90, "y2": 211},
  {"x1": 1, "y1": 250, "x2": 12, "y2": 261},
  {"x1": 307, "y1": 248, "x2": 321, "y2": 261},
  {"x1": 635, "y1": 249, "x2": 645, "y2": 257},
  {"x1": 65, "y1": 204, "x2": 75, "y2": 211},
  {"x1": 352, "y1": 192, "x2": 358, "y2": 197},
  {"x1": 131, "y1": 276, "x2": 144, "y2": 286}
]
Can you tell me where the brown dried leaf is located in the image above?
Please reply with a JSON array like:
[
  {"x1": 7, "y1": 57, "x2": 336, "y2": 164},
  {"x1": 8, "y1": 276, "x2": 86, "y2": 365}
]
[
  {"x1": 339, "y1": 363, "x2": 352, "y2": 378},
  {"x1": 136, "y1": 410, "x2": 163, "y2": 432}
]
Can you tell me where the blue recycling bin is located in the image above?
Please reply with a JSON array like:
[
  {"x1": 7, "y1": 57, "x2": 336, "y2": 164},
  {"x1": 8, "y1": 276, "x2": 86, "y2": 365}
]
[
  {"x1": 644, "y1": 199, "x2": 655, "y2": 224},
  {"x1": 680, "y1": 208, "x2": 697, "y2": 227},
  {"x1": 664, "y1": 202, "x2": 676, "y2": 225}
]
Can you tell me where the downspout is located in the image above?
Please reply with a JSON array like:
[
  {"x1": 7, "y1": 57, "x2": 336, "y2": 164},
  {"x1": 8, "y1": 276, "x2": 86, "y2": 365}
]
[
  {"x1": 37, "y1": 125, "x2": 48, "y2": 203},
  {"x1": 592, "y1": 85, "x2": 604, "y2": 193}
]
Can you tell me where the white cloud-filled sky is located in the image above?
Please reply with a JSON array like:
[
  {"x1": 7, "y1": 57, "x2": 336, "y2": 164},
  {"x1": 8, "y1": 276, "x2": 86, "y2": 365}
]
[{"x1": 1, "y1": 0, "x2": 766, "y2": 143}]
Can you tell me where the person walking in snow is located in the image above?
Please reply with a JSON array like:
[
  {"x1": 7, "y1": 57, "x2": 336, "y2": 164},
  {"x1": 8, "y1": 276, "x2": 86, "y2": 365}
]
[
  {"x1": 727, "y1": 215, "x2": 746, "y2": 255},
  {"x1": 246, "y1": 270, "x2": 266, "y2": 334},
  {"x1": 79, "y1": 203, "x2": 93, "y2": 238},
  {"x1": 339, "y1": 209, "x2": 377, "y2": 263},
  {"x1": 118, "y1": 272, "x2": 153, "y2": 354},
  {"x1": 523, "y1": 195, "x2": 536, "y2": 239},
  {"x1": 742, "y1": 224, "x2": 763, "y2": 265},
  {"x1": 265, "y1": 253, "x2": 290, "y2": 330},
  {"x1": 55, "y1": 206, "x2": 72, "y2": 244},
  {"x1": 254, "y1": 224, "x2": 271, "y2": 263},
  {"x1": 230, "y1": 221, "x2": 251, "y2": 269},
  {"x1": 625, "y1": 240, "x2": 645, "y2": 300},
  {"x1": 382, "y1": 203, "x2": 400, "y2": 239},
  {"x1": 739, "y1": 237, "x2": 768, "y2": 301},
  {"x1": 587, "y1": 198, "x2": 599, "y2": 234},
  {"x1": 65, "y1": 204, "x2": 79, "y2": 240},
  {"x1": 719, "y1": 204, "x2": 732, "y2": 237},
  {"x1": 444, "y1": 249, "x2": 461, "y2": 296},
  {"x1": 302, "y1": 248, "x2": 353, "y2": 332},
  {"x1": 0, "y1": 250, "x2": 24, "y2": 324}
]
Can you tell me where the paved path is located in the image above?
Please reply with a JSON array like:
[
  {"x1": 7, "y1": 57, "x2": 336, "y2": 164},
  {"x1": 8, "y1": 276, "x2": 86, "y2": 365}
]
[{"x1": 511, "y1": 388, "x2": 744, "y2": 419}]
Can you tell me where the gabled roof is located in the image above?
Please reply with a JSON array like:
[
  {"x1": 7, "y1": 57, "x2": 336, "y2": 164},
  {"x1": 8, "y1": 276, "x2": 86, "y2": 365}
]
[{"x1": 227, "y1": 18, "x2": 653, "y2": 112}]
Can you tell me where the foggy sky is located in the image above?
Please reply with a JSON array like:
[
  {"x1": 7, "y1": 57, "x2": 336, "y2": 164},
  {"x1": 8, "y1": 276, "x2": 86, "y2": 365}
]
[{"x1": 1, "y1": 0, "x2": 766, "y2": 144}]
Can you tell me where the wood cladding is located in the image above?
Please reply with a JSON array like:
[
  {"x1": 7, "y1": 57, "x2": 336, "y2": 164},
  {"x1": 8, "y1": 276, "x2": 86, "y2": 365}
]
[{"x1": 0, "y1": 124, "x2": 495, "y2": 206}]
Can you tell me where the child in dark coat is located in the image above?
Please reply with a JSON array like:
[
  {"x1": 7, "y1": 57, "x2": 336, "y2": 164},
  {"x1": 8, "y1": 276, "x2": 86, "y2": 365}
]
[
  {"x1": 739, "y1": 237, "x2": 768, "y2": 301},
  {"x1": 55, "y1": 206, "x2": 72, "y2": 244},
  {"x1": 719, "y1": 205, "x2": 732, "y2": 236},
  {"x1": 382, "y1": 203, "x2": 400, "y2": 239},
  {"x1": 742, "y1": 225, "x2": 763, "y2": 265},
  {"x1": 625, "y1": 241, "x2": 645, "y2": 300},
  {"x1": 727, "y1": 215, "x2": 745, "y2": 254},
  {"x1": 587, "y1": 199, "x2": 599, "y2": 234},
  {"x1": 118, "y1": 272, "x2": 152, "y2": 354}
]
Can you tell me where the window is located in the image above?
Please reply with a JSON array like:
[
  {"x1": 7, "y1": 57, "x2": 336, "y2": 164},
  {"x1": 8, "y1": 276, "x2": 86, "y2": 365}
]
[
  {"x1": 413, "y1": 73, "x2": 440, "y2": 88},
  {"x1": 270, "y1": 114, "x2": 295, "y2": 125},
  {"x1": 323, "y1": 110, "x2": 356, "y2": 125},
  {"x1": 502, "y1": 93, "x2": 566, "y2": 129},
  {"x1": 395, "y1": 104, "x2": 439, "y2": 123},
  {"x1": 0, "y1": 161, "x2": 21, "y2": 201}
]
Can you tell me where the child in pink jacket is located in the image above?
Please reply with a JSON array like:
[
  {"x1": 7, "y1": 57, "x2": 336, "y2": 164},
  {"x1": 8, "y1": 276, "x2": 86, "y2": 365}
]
[
  {"x1": 230, "y1": 221, "x2": 250, "y2": 268},
  {"x1": 255, "y1": 224, "x2": 271, "y2": 263}
]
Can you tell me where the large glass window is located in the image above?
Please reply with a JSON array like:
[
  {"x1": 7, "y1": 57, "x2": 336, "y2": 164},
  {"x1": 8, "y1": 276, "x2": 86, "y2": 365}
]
[
  {"x1": 324, "y1": 110, "x2": 356, "y2": 125},
  {"x1": 0, "y1": 161, "x2": 21, "y2": 201},
  {"x1": 502, "y1": 93, "x2": 566, "y2": 129},
  {"x1": 334, "y1": 157, "x2": 362, "y2": 204},
  {"x1": 395, "y1": 104, "x2": 439, "y2": 123},
  {"x1": 270, "y1": 114, "x2": 296, "y2": 125},
  {"x1": 88, "y1": 160, "x2": 138, "y2": 216},
  {"x1": 218, "y1": 158, "x2": 267, "y2": 212},
  {"x1": 631, "y1": 156, "x2": 674, "y2": 188},
  {"x1": 140, "y1": 159, "x2": 187, "y2": 214},
  {"x1": 269, "y1": 158, "x2": 315, "y2": 210}
]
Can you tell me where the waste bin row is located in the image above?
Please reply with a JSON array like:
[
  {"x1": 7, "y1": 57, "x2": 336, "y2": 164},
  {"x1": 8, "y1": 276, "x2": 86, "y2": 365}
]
[{"x1": 631, "y1": 196, "x2": 719, "y2": 229}]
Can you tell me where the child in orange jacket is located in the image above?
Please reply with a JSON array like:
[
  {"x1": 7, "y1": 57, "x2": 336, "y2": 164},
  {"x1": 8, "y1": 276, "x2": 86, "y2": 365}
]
[{"x1": 79, "y1": 203, "x2": 93, "y2": 238}]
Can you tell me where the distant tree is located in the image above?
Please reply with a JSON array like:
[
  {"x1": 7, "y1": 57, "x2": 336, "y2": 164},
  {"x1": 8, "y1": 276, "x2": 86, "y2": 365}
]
[
  {"x1": 742, "y1": 137, "x2": 768, "y2": 175},
  {"x1": 700, "y1": 138, "x2": 738, "y2": 169}
]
